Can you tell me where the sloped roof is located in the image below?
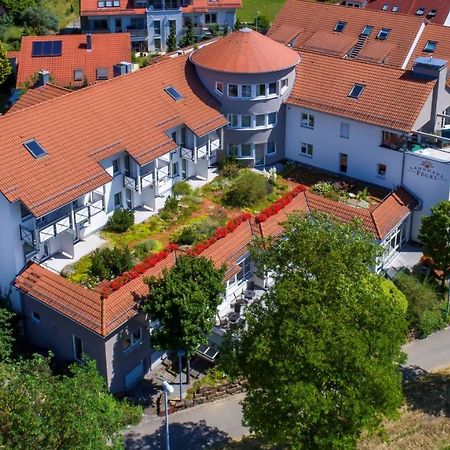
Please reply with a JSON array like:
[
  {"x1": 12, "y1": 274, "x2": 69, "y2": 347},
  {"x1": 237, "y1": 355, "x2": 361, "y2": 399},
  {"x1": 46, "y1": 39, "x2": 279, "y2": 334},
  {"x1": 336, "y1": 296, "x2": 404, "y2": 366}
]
[
  {"x1": 14, "y1": 34, "x2": 132, "y2": 88},
  {"x1": 182, "y1": 0, "x2": 243, "y2": 13},
  {"x1": 0, "y1": 55, "x2": 227, "y2": 217},
  {"x1": 7, "y1": 84, "x2": 71, "y2": 114},
  {"x1": 190, "y1": 28, "x2": 300, "y2": 74},
  {"x1": 80, "y1": 0, "x2": 146, "y2": 16},
  {"x1": 286, "y1": 51, "x2": 435, "y2": 132},
  {"x1": 267, "y1": 0, "x2": 426, "y2": 67},
  {"x1": 302, "y1": 31, "x2": 358, "y2": 57}
]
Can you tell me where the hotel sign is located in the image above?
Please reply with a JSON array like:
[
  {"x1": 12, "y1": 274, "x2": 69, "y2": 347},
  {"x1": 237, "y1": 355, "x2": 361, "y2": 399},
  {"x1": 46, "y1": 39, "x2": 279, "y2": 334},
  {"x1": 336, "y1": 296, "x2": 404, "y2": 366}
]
[{"x1": 407, "y1": 160, "x2": 446, "y2": 182}]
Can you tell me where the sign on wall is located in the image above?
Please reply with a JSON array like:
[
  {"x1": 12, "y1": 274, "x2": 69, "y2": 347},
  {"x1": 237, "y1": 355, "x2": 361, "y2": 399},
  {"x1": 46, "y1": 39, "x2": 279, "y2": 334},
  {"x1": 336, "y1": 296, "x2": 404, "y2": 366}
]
[{"x1": 406, "y1": 160, "x2": 447, "y2": 182}]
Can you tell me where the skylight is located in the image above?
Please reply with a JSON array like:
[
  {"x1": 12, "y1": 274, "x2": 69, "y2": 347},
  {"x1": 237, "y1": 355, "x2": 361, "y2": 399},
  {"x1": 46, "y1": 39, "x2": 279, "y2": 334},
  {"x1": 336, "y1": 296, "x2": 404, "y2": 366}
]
[
  {"x1": 164, "y1": 86, "x2": 183, "y2": 101},
  {"x1": 23, "y1": 140, "x2": 47, "y2": 159},
  {"x1": 428, "y1": 9, "x2": 437, "y2": 17},
  {"x1": 423, "y1": 40, "x2": 437, "y2": 53},
  {"x1": 381, "y1": 4, "x2": 388, "y2": 11},
  {"x1": 392, "y1": 6, "x2": 399, "y2": 12},
  {"x1": 416, "y1": 7, "x2": 425, "y2": 15},
  {"x1": 348, "y1": 84, "x2": 365, "y2": 99},
  {"x1": 361, "y1": 25, "x2": 374, "y2": 36},
  {"x1": 31, "y1": 40, "x2": 62, "y2": 57},
  {"x1": 334, "y1": 21, "x2": 347, "y2": 32},
  {"x1": 377, "y1": 28, "x2": 391, "y2": 40}
]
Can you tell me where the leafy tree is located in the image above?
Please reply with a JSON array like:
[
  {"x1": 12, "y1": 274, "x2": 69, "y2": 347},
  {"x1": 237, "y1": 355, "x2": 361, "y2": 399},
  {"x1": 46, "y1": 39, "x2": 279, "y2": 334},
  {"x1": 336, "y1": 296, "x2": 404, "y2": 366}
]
[
  {"x1": 419, "y1": 200, "x2": 450, "y2": 287},
  {"x1": 223, "y1": 170, "x2": 270, "y2": 207},
  {"x1": 180, "y1": 21, "x2": 195, "y2": 47},
  {"x1": 20, "y1": 6, "x2": 58, "y2": 35},
  {"x1": 0, "y1": 302, "x2": 14, "y2": 361},
  {"x1": 0, "y1": 41, "x2": 11, "y2": 86},
  {"x1": 141, "y1": 255, "x2": 225, "y2": 382},
  {"x1": 233, "y1": 17, "x2": 244, "y2": 31},
  {"x1": 166, "y1": 26, "x2": 177, "y2": 52},
  {"x1": 105, "y1": 208, "x2": 134, "y2": 232},
  {"x1": 223, "y1": 213, "x2": 408, "y2": 449},
  {"x1": 90, "y1": 246, "x2": 133, "y2": 280},
  {"x1": 1, "y1": 0, "x2": 36, "y2": 18}
]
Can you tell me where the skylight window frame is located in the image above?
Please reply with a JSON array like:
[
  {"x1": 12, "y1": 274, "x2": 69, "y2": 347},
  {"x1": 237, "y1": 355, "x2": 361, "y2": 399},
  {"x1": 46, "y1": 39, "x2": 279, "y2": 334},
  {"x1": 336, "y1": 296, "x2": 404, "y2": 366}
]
[
  {"x1": 423, "y1": 40, "x2": 437, "y2": 53},
  {"x1": 23, "y1": 139, "x2": 48, "y2": 159},
  {"x1": 348, "y1": 83, "x2": 365, "y2": 99},
  {"x1": 361, "y1": 25, "x2": 374, "y2": 36},
  {"x1": 381, "y1": 4, "x2": 388, "y2": 11},
  {"x1": 164, "y1": 85, "x2": 184, "y2": 101},
  {"x1": 334, "y1": 21, "x2": 347, "y2": 32},
  {"x1": 392, "y1": 6, "x2": 399, "y2": 12},
  {"x1": 416, "y1": 7, "x2": 425, "y2": 15},
  {"x1": 376, "y1": 28, "x2": 391, "y2": 40},
  {"x1": 427, "y1": 9, "x2": 437, "y2": 17}
]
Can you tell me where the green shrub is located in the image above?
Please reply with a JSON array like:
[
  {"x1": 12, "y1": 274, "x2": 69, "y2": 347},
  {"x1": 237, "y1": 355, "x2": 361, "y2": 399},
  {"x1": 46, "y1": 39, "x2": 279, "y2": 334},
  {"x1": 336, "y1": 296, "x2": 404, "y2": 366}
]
[
  {"x1": 312, "y1": 181, "x2": 341, "y2": 201},
  {"x1": 218, "y1": 156, "x2": 241, "y2": 179},
  {"x1": 133, "y1": 240, "x2": 157, "y2": 261},
  {"x1": 172, "y1": 181, "x2": 192, "y2": 198},
  {"x1": 223, "y1": 170, "x2": 270, "y2": 208},
  {"x1": 105, "y1": 209, "x2": 134, "y2": 233},
  {"x1": 174, "y1": 226, "x2": 198, "y2": 245},
  {"x1": 164, "y1": 195, "x2": 179, "y2": 214},
  {"x1": 90, "y1": 247, "x2": 133, "y2": 281},
  {"x1": 393, "y1": 271, "x2": 446, "y2": 338}
]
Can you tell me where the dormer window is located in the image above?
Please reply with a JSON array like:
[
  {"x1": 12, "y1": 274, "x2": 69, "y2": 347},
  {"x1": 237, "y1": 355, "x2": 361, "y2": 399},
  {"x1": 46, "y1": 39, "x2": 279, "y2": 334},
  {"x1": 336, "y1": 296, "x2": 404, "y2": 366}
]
[
  {"x1": 423, "y1": 40, "x2": 437, "y2": 53},
  {"x1": 416, "y1": 7, "x2": 425, "y2": 15},
  {"x1": 23, "y1": 139, "x2": 47, "y2": 159},
  {"x1": 334, "y1": 21, "x2": 347, "y2": 32},
  {"x1": 377, "y1": 28, "x2": 391, "y2": 40},
  {"x1": 348, "y1": 83, "x2": 365, "y2": 99}
]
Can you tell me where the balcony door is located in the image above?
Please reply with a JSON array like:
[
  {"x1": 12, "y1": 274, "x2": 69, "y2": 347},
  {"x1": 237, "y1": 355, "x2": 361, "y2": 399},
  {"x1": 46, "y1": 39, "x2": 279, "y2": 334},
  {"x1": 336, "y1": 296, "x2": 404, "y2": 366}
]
[{"x1": 255, "y1": 144, "x2": 265, "y2": 166}]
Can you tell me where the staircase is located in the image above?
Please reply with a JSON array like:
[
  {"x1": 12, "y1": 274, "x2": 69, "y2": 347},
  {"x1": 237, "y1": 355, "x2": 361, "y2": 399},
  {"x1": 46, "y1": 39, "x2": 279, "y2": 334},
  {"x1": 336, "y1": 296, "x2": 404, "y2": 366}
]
[{"x1": 348, "y1": 34, "x2": 369, "y2": 59}]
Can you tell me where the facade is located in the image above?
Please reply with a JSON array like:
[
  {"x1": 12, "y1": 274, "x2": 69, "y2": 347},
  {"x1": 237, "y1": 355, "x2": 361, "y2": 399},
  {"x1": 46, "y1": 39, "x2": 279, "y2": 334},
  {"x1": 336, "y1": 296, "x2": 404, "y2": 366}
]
[{"x1": 80, "y1": 0, "x2": 242, "y2": 53}]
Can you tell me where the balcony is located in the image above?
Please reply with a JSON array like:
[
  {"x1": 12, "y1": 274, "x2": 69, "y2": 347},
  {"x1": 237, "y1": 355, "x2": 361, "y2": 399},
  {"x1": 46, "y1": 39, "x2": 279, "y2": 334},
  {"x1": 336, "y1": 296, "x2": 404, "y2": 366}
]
[
  {"x1": 126, "y1": 28, "x2": 148, "y2": 39},
  {"x1": 38, "y1": 214, "x2": 72, "y2": 243},
  {"x1": 74, "y1": 199, "x2": 105, "y2": 226},
  {"x1": 180, "y1": 146, "x2": 194, "y2": 161},
  {"x1": 123, "y1": 174, "x2": 138, "y2": 191}
]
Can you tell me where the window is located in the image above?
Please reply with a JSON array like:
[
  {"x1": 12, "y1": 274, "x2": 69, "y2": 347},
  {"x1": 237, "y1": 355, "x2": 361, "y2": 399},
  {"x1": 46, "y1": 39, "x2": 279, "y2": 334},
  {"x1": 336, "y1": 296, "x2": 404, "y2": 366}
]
[
  {"x1": 154, "y1": 20, "x2": 161, "y2": 35},
  {"x1": 154, "y1": 38, "x2": 161, "y2": 51},
  {"x1": 361, "y1": 25, "x2": 373, "y2": 36},
  {"x1": 205, "y1": 13, "x2": 217, "y2": 23},
  {"x1": 241, "y1": 144, "x2": 252, "y2": 157},
  {"x1": 23, "y1": 242, "x2": 36, "y2": 258},
  {"x1": 228, "y1": 84, "x2": 238, "y2": 97},
  {"x1": 236, "y1": 255, "x2": 251, "y2": 283},
  {"x1": 241, "y1": 115, "x2": 251, "y2": 128},
  {"x1": 31, "y1": 311, "x2": 40, "y2": 325},
  {"x1": 256, "y1": 114, "x2": 266, "y2": 127},
  {"x1": 114, "y1": 192, "x2": 122, "y2": 208},
  {"x1": 377, "y1": 28, "x2": 391, "y2": 40},
  {"x1": 241, "y1": 85, "x2": 252, "y2": 98},
  {"x1": 281, "y1": 78, "x2": 289, "y2": 93},
  {"x1": 165, "y1": 86, "x2": 183, "y2": 101},
  {"x1": 392, "y1": 5, "x2": 399, "y2": 12},
  {"x1": 381, "y1": 4, "x2": 388, "y2": 10},
  {"x1": 112, "y1": 158, "x2": 121, "y2": 175},
  {"x1": 215, "y1": 81, "x2": 224, "y2": 94},
  {"x1": 93, "y1": 19, "x2": 108, "y2": 30},
  {"x1": 348, "y1": 83, "x2": 365, "y2": 99},
  {"x1": 96, "y1": 68, "x2": 108, "y2": 80},
  {"x1": 228, "y1": 143, "x2": 238, "y2": 157},
  {"x1": 423, "y1": 40, "x2": 437, "y2": 53},
  {"x1": 21, "y1": 203, "x2": 31, "y2": 219},
  {"x1": 268, "y1": 112, "x2": 277, "y2": 125},
  {"x1": 339, "y1": 153, "x2": 348, "y2": 173},
  {"x1": 257, "y1": 84, "x2": 266, "y2": 96},
  {"x1": 24, "y1": 139, "x2": 47, "y2": 159},
  {"x1": 169, "y1": 19, "x2": 176, "y2": 32},
  {"x1": 300, "y1": 142, "x2": 313, "y2": 157},
  {"x1": 268, "y1": 82, "x2": 277, "y2": 95},
  {"x1": 122, "y1": 328, "x2": 143, "y2": 352},
  {"x1": 229, "y1": 114, "x2": 238, "y2": 127},
  {"x1": 172, "y1": 161, "x2": 179, "y2": 177},
  {"x1": 340, "y1": 122, "x2": 350, "y2": 139},
  {"x1": 301, "y1": 112, "x2": 315, "y2": 128},
  {"x1": 334, "y1": 21, "x2": 347, "y2": 32},
  {"x1": 98, "y1": 1, "x2": 105, "y2": 6},
  {"x1": 74, "y1": 68, "x2": 84, "y2": 81},
  {"x1": 377, "y1": 163, "x2": 387, "y2": 177},
  {"x1": 266, "y1": 141, "x2": 276, "y2": 155},
  {"x1": 73, "y1": 336, "x2": 83, "y2": 362},
  {"x1": 416, "y1": 7, "x2": 425, "y2": 15},
  {"x1": 428, "y1": 9, "x2": 437, "y2": 17}
]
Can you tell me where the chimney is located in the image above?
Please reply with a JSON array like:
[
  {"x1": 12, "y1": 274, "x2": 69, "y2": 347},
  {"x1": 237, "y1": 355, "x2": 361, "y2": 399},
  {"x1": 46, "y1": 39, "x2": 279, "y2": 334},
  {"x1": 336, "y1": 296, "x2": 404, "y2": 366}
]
[
  {"x1": 86, "y1": 33, "x2": 92, "y2": 51},
  {"x1": 37, "y1": 70, "x2": 50, "y2": 87}
]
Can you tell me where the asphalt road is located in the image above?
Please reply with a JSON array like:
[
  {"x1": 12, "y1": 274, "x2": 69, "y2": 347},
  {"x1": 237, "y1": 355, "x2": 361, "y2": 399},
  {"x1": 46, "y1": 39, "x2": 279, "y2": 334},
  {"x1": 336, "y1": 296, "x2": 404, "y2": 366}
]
[
  {"x1": 125, "y1": 393, "x2": 248, "y2": 449},
  {"x1": 404, "y1": 326, "x2": 450, "y2": 371}
]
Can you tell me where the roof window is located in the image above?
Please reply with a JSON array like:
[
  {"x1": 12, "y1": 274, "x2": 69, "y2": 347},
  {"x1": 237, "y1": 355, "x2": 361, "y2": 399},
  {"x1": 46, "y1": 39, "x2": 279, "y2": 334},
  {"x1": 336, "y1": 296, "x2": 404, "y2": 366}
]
[
  {"x1": 416, "y1": 7, "x2": 425, "y2": 15},
  {"x1": 348, "y1": 83, "x2": 365, "y2": 99},
  {"x1": 361, "y1": 25, "x2": 373, "y2": 36},
  {"x1": 427, "y1": 9, "x2": 437, "y2": 17},
  {"x1": 96, "y1": 68, "x2": 108, "y2": 80},
  {"x1": 381, "y1": 4, "x2": 388, "y2": 11},
  {"x1": 165, "y1": 86, "x2": 183, "y2": 101},
  {"x1": 377, "y1": 28, "x2": 391, "y2": 40},
  {"x1": 24, "y1": 140, "x2": 47, "y2": 159},
  {"x1": 392, "y1": 6, "x2": 399, "y2": 12},
  {"x1": 31, "y1": 40, "x2": 62, "y2": 57},
  {"x1": 334, "y1": 21, "x2": 347, "y2": 32},
  {"x1": 423, "y1": 40, "x2": 437, "y2": 53}
]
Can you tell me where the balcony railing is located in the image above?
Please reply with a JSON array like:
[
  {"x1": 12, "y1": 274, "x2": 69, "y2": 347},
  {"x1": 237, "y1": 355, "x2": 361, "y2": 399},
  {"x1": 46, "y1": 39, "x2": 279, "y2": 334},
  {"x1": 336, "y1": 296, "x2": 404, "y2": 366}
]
[
  {"x1": 123, "y1": 175, "x2": 138, "y2": 191},
  {"x1": 38, "y1": 214, "x2": 72, "y2": 243},
  {"x1": 20, "y1": 225, "x2": 35, "y2": 245},
  {"x1": 141, "y1": 172, "x2": 154, "y2": 189},
  {"x1": 180, "y1": 146, "x2": 194, "y2": 161},
  {"x1": 126, "y1": 28, "x2": 148, "y2": 38}
]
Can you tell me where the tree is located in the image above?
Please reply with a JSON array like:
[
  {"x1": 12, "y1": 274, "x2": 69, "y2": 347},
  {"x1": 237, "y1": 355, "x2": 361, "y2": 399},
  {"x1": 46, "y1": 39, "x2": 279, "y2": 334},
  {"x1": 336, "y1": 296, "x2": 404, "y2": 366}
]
[
  {"x1": 1, "y1": 0, "x2": 36, "y2": 18},
  {"x1": 0, "y1": 41, "x2": 11, "y2": 86},
  {"x1": 254, "y1": 15, "x2": 270, "y2": 32},
  {"x1": 141, "y1": 255, "x2": 225, "y2": 383},
  {"x1": 180, "y1": 21, "x2": 195, "y2": 48},
  {"x1": 166, "y1": 27, "x2": 177, "y2": 52},
  {"x1": 222, "y1": 213, "x2": 408, "y2": 449},
  {"x1": 419, "y1": 200, "x2": 450, "y2": 287},
  {"x1": 233, "y1": 17, "x2": 244, "y2": 31},
  {"x1": 20, "y1": 6, "x2": 59, "y2": 35},
  {"x1": 0, "y1": 301, "x2": 14, "y2": 361}
]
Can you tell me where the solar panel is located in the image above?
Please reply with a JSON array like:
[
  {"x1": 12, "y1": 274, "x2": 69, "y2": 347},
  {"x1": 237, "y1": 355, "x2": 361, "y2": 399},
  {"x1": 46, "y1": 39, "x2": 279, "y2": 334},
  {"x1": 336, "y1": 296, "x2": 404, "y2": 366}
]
[
  {"x1": 164, "y1": 86, "x2": 183, "y2": 101},
  {"x1": 348, "y1": 84, "x2": 365, "y2": 99},
  {"x1": 24, "y1": 140, "x2": 47, "y2": 159},
  {"x1": 31, "y1": 40, "x2": 62, "y2": 57}
]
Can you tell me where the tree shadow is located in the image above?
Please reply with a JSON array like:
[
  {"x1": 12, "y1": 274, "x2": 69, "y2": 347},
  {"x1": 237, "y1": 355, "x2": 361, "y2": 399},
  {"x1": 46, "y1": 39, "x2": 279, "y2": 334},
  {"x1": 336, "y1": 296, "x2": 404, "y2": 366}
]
[
  {"x1": 403, "y1": 367, "x2": 450, "y2": 417},
  {"x1": 125, "y1": 421, "x2": 232, "y2": 450}
]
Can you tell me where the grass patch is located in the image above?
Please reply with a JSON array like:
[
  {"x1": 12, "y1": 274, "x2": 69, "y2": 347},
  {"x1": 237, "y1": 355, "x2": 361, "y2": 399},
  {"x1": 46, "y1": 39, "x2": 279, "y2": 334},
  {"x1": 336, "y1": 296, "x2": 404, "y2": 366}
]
[
  {"x1": 41, "y1": 0, "x2": 79, "y2": 29},
  {"x1": 237, "y1": 0, "x2": 286, "y2": 23}
]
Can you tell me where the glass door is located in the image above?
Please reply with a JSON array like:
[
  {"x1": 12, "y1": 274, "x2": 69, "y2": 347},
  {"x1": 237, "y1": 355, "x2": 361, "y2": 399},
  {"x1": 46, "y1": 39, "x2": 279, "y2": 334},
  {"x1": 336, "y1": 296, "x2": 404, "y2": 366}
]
[{"x1": 255, "y1": 143, "x2": 265, "y2": 166}]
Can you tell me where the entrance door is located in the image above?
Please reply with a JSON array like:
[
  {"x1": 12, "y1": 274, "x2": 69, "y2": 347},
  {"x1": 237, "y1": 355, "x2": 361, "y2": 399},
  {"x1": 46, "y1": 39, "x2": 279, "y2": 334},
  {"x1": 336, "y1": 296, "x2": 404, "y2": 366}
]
[
  {"x1": 125, "y1": 361, "x2": 144, "y2": 391},
  {"x1": 255, "y1": 144, "x2": 265, "y2": 166}
]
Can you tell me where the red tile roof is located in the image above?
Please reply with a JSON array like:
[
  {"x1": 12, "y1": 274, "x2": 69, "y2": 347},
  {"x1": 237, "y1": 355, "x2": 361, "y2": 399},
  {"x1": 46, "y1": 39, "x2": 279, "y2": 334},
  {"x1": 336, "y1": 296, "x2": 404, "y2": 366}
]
[
  {"x1": 286, "y1": 51, "x2": 436, "y2": 132},
  {"x1": 302, "y1": 31, "x2": 359, "y2": 57},
  {"x1": 268, "y1": 0, "x2": 426, "y2": 67},
  {"x1": 190, "y1": 28, "x2": 300, "y2": 74},
  {"x1": 182, "y1": 0, "x2": 243, "y2": 13},
  {"x1": 7, "y1": 84, "x2": 71, "y2": 114},
  {"x1": 365, "y1": 0, "x2": 450, "y2": 25},
  {"x1": 80, "y1": 0, "x2": 146, "y2": 16},
  {"x1": 14, "y1": 33, "x2": 132, "y2": 88},
  {"x1": 0, "y1": 55, "x2": 227, "y2": 217}
]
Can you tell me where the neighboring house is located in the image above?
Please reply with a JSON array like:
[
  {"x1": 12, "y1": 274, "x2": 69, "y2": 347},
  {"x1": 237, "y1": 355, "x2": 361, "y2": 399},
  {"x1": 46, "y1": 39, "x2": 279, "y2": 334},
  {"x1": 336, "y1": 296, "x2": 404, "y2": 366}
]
[
  {"x1": 10, "y1": 33, "x2": 132, "y2": 88},
  {"x1": 80, "y1": 0, "x2": 242, "y2": 53}
]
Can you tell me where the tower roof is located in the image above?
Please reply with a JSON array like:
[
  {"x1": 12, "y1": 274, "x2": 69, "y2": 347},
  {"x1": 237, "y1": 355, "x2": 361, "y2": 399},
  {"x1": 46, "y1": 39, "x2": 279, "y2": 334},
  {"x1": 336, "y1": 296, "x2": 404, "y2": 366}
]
[{"x1": 190, "y1": 28, "x2": 300, "y2": 74}]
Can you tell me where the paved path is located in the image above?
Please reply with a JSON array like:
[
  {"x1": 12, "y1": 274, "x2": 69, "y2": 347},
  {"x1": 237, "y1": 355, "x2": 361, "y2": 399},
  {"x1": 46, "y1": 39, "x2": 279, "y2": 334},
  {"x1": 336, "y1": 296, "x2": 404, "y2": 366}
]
[
  {"x1": 404, "y1": 326, "x2": 450, "y2": 371},
  {"x1": 125, "y1": 393, "x2": 248, "y2": 449}
]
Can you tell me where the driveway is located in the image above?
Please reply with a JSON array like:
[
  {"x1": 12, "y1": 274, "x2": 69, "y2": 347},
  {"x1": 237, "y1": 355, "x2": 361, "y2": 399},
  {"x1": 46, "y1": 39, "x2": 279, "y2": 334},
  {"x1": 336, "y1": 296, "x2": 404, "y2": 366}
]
[
  {"x1": 404, "y1": 326, "x2": 450, "y2": 371},
  {"x1": 125, "y1": 393, "x2": 248, "y2": 449}
]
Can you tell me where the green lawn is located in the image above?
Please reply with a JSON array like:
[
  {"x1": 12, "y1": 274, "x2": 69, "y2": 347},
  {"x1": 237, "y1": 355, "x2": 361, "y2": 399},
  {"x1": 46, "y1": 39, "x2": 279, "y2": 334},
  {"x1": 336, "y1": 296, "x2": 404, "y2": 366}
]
[
  {"x1": 41, "y1": 0, "x2": 79, "y2": 29},
  {"x1": 237, "y1": 0, "x2": 286, "y2": 23}
]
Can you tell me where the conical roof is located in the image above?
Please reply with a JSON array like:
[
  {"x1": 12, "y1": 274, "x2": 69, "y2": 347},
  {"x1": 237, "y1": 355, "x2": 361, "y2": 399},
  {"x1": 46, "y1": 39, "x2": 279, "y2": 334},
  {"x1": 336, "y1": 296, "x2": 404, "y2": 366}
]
[{"x1": 190, "y1": 28, "x2": 300, "y2": 74}]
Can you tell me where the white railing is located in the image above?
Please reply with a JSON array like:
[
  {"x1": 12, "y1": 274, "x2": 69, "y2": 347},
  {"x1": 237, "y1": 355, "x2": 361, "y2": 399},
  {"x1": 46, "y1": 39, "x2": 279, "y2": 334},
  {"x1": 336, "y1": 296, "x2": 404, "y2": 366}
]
[
  {"x1": 141, "y1": 173, "x2": 154, "y2": 189},
  {"x1": 123, "y1": 175, "x2": 137, "y2": 190},
  {"x1": 39, "y1": 214, "x2": 72, "y2": 243}
]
